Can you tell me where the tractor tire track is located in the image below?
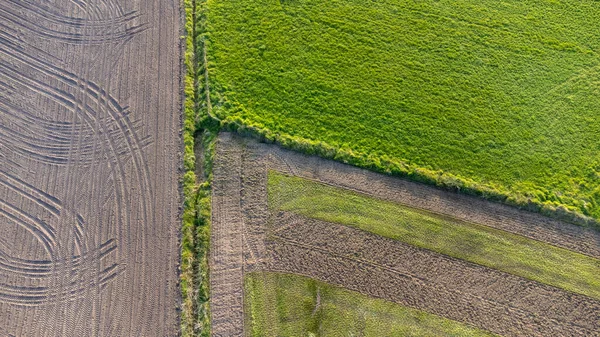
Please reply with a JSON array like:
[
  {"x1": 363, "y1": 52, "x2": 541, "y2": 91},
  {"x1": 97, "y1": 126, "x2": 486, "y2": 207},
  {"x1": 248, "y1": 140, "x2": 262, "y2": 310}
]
[
  {"x1": 0, "y1": 0, "x2": 146, "y2": 45},
  {"x1": 0, "y1": 0, "x2": 181, "y2": 335}
]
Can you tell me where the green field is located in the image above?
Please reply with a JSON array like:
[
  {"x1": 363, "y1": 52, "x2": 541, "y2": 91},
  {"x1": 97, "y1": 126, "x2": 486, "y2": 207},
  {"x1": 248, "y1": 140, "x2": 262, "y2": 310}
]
[
  {"x1": 246, "y1": 272, "x2": 497, "y2": 337},
  {"x1": 207, "y1": 0, "x2": 600, "y2": 220},
  {"x1": 268, "y1": 172, "x2": 600, "y2": 299}
]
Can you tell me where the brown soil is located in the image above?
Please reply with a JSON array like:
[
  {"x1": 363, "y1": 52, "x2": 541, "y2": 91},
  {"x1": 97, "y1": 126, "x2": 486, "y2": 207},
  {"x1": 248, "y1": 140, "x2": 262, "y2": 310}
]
[
  {"x1": 211, "y1": 133, "x2": 600, "y2": 337},
  {"x1": 0, "y1": 0, "x2": 181, "y2": 335},
  {"x1": 268, "y1": 212, "x2": 600, "y2": 337},
  {"x1": 210, "y1": 133, "x2": 245, "y2": 336},
  {"x1": 267, "y1": 146, "x2": 600, "y2": 259}
]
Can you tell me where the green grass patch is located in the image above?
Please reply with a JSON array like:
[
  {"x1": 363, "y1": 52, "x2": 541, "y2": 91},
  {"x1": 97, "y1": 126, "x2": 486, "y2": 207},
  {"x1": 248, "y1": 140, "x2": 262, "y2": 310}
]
[
  {"x1": 207, "y1": 0, "x2": 600, "y2": 221},
  {"x1": 268, "y1": 172, "x2": 600, "y2": 299},
  {"x1": 245, "y1": 272, "x2": 498, "y2": 337}
]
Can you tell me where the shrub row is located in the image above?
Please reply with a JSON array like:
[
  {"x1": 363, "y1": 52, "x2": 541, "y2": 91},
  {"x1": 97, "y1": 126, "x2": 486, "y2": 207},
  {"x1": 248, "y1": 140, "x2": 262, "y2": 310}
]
[{"x1": 181, "y1": 0, "x2": 209, "y2": 335}]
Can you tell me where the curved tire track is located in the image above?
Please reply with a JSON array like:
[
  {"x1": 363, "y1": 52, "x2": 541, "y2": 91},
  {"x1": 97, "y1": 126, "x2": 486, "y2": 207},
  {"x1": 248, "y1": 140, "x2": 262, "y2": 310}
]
[
  {"x1": 0, "y1": 0, "x2": 146, "y2": 45},
  {"x1": 0, "y1": 170, "x2": 120, "y2": 307},
  {"x1": 0, "y1": 0, "x2": 181, "y2": 335}
]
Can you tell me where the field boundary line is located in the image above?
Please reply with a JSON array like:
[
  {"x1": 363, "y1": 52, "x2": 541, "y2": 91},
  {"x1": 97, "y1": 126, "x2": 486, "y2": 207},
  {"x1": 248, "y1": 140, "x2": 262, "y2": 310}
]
[
  {"x1": 220, "y1": 117, "x2": 599, "y2": 230},
  {"x1": 269, "y1": 170, "x2": 600, "y2": 260}
]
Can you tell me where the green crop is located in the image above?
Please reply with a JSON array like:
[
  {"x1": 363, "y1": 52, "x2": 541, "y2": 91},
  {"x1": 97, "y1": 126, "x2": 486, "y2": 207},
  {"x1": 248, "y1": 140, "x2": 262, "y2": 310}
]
[{"x1": 208, "y1": 0, "x2": 600, "y2": 222}]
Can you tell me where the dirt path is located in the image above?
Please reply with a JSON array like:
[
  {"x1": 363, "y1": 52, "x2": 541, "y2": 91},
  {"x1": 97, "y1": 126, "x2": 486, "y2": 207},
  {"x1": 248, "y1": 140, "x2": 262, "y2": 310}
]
[
  {"x1": 211, "y1": 133, "x2": 600, "y2": 336},
  {"x1": 210, "y1": 133, "x2": 245, "y2": 337},
  {"x1": 0, "y1": 0, "x2": 181, "y2": 335}
]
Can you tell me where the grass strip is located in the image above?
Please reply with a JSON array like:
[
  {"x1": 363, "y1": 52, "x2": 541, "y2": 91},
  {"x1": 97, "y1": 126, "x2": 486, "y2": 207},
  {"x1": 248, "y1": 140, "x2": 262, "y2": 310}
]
[
  {"x1": 245, "y1": 272, "x2": 498, "y2": 337},
  {"x1": 182, "y1": 0, "x2": 215, "y2": 334},
  {"x1": 268, "y1": 172, "x2": 600, "y2": 300},
  {"x1": 180, "y1": 0, "x2": 199, "y2": 333},
  {"x1": 193, "y1": 131, "x2": 216, "y2": 337}
]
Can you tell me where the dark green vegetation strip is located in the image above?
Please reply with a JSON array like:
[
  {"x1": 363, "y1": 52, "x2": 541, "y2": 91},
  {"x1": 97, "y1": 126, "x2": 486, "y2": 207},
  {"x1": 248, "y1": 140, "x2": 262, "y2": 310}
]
[
  {"x1": 268, "y1": 172, "x2": 600, "y2": 300},
  {"x1": 245, "y1": 272, "x2": 498, "y2": 337},
  {"x1": 207, "y1": 0, "x2": 600, "y2": 224}
]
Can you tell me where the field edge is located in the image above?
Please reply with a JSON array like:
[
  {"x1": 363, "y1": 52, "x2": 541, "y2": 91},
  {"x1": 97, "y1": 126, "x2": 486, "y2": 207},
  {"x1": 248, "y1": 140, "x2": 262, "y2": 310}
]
[
  {"x1": 216, "y1": 115, "x2": 598, "y2": 229},
  {"x1": 181, "y1": 0, "x2": 216, "y2": 335}
]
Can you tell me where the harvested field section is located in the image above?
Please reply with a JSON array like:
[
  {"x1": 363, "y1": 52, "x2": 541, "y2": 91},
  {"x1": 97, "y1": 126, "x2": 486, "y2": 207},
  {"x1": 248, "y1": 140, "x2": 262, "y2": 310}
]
[
  {"x1": 210, "y1": 133, "x2": 600, "y2": 337},
  {"x1": 210, "y1": 133, "x2": 245, "y2": 336},
  {"x1": 0, "y1": 0, "x2": 181, "y2": 335},
  {"x1": 267, "y1": 213, "x2": 600, "y2": 336}
]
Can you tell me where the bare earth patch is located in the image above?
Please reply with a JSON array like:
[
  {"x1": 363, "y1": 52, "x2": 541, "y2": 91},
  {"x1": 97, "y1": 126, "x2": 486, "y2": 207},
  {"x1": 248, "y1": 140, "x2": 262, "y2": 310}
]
[
  {"x1": 0, "y1": 0, "x2": 181, "y2": 335},
  {"x1": 211, "y1": 133, "x2": 600, "y2": 337}
]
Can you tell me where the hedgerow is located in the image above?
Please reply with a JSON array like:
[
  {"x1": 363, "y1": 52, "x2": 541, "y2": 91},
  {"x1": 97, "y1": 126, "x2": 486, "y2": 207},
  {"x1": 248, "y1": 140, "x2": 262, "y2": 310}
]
[{"x1": 181, "y1": 0, "x2": 214, "y2": 335}]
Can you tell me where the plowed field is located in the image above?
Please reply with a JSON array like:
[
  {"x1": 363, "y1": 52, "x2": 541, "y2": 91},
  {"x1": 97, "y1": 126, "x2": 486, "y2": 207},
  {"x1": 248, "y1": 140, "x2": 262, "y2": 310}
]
[
  {"x1": 211, "y1": 132, "x2": 600, "y2": 337},
  {"x1": 0, "y1": 0, "x2": 181, "y2": 335}
]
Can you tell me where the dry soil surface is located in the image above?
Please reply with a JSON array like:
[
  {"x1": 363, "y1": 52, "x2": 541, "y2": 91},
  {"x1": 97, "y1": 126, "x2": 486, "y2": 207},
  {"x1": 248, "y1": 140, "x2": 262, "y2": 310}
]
[
  {"x1": 211, "y1": 132, "x2": 600, "y2": 337},
  {"x1": 0, "y1": 0, "x2": 181, "y2": 335}
]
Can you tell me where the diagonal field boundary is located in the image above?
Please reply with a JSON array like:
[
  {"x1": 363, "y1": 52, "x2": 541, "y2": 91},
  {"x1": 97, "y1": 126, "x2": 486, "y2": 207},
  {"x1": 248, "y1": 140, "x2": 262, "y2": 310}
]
[{"x1": 210, "y1": 132, "x2": 600, "y2": 337}]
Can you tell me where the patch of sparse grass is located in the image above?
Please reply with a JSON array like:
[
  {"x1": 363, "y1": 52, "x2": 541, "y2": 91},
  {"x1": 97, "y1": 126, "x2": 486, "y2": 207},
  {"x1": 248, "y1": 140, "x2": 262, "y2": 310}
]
[
  {"x1": 245, "y1": 272, "x2": 498, "y2": 337},
  {"x1": 207, "y1": 0, "x2": 600, "y2": 223},
  {"x1": 268, "y1": 172, "x2": 600, "y2": 300}
]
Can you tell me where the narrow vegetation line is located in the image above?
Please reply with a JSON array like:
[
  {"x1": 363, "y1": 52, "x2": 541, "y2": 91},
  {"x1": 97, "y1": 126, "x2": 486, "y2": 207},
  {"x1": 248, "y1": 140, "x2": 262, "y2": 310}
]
[
  {"x1": 181, "y1": 0, "x2": 199, "y2": 334},
  {"x1": 192, "y1": 131, "x2": 216, "y2": 337},
  {"x1": 182, "y1": 0, "x2": 216, "y2": 335},
  {"x1": 196, "y1": 0, "x2": 219, "y2": 125},
  {"x1": 201, "y1": 34, "x2": 215, "y2": 122},
  {"x1": 219, "y1": 116, "x2": 598, "y2": 229}
]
